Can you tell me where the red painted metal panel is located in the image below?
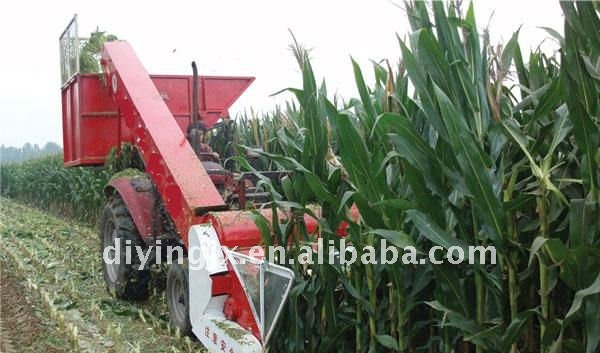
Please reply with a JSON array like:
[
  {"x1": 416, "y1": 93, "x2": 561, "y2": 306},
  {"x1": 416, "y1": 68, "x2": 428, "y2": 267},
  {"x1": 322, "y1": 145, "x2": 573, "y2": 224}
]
[
  {"x1": 200, "y1": 76, "x2": 254, "y2": 127},
  {"x1": 206, "y1": 206, "x2": 359, "y2": 249},
  {"x1": 151, "y1": 76, "x2": 191, "y2": 116},
  {"x1": 61, "y1": 74, "x2": 253, "y2": 167},
  {"x1": 206, "y1": 209, "x2": 320, "y2": 249},
  {"x1": 62, "y1": 75, "x2": 122, "y2": 166},
  {"x1": 99, "y1": 41, "x2": 236, "y2": 241},
  {"x1": 107, "y1": 176, "x2": 157, "y2": 238},
  {"x1": 61, "y1": 83, "x2": 72, "y2": 164}
]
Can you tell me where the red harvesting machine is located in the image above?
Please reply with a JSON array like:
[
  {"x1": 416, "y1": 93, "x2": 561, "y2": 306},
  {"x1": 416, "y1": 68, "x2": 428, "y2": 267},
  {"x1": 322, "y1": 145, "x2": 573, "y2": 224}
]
[{"x1": 59, "y1": 16, "x2": 337, "y2": 353}]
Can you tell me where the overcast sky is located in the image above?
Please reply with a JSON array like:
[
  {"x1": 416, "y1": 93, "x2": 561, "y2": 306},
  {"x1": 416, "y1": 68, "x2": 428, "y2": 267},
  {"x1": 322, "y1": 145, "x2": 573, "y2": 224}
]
[{"x1": 0, "y1": 0, "x2": 563, "y2": 148}]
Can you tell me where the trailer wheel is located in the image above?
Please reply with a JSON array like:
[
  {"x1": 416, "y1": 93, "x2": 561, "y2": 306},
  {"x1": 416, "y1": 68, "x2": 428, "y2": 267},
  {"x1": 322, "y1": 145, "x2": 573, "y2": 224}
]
[
  {"x1": 166, "y1": 259, "x2": 192, "y2": 336},
  {"x1": 100, "y1": 195, "x2": 150, "y2": 300}
]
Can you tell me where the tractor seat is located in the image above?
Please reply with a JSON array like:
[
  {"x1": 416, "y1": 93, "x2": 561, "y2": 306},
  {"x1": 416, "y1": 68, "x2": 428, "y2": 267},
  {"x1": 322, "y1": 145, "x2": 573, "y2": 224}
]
[
  {"x1": 201, "y1": 160, "x2": 226, "y2": 174},
  {"x1": 201, "y1": 160, "x2": 232, "y2": 190}
]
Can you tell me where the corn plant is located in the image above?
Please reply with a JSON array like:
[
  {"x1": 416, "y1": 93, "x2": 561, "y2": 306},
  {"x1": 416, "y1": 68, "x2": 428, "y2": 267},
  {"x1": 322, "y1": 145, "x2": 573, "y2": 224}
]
[
  {"x1": 235, "y1": 2, "x2": 599, "y2": 353},
  {"x1": 1, "y1": 154, "x2": 110, "y2": 223}
]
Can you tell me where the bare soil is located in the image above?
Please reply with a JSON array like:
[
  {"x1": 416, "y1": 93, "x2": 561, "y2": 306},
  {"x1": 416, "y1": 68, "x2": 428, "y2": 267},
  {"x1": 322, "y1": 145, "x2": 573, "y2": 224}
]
[{"x1": 1, "y1": 263, "x2": 66, "y2": 353}]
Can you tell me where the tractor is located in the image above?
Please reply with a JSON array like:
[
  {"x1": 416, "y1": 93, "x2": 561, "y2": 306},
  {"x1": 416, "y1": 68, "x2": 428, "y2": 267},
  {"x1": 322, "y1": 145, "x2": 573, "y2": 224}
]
[{"x1": 59, "y1": 16, "x2": 314, "y2": 353}]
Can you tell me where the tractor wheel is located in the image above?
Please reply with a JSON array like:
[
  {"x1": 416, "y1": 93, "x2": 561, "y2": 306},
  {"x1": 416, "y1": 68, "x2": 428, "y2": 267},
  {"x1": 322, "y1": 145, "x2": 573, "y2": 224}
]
[
  {"x1": 166, "y1": 259, "x2": 193, "y2": 336},
  {"x1": 99, "y1": 194, "x2": 150, "y2": 300}
]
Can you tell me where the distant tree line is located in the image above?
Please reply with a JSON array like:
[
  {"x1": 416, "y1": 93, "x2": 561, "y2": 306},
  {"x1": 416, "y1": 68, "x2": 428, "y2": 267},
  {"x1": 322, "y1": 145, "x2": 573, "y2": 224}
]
[{"x1": 0, "y1": 142, "x2": 62, "y2": 164}]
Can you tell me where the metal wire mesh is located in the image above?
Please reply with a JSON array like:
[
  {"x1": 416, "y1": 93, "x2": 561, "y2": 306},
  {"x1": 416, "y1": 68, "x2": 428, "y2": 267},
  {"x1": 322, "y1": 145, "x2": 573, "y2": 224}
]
[
  {"x1": 263, "y1": 265, "x2": 293, "y2": 339},
  {"x1": 59, "y1": 15, "x2": 80, "y2": 85}
]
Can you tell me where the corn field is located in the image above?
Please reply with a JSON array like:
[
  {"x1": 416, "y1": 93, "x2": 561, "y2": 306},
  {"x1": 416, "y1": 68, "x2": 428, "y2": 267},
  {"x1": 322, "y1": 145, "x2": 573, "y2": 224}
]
[
  {"x1": 1, "y1": 155, "x2": 110, "y2": 223},
  {"x1": 1, "y1": 1, "x2": 599, "y2": 353},
  {"x1": 228, "y1": 2, "x2": 600, "y2": 353}
]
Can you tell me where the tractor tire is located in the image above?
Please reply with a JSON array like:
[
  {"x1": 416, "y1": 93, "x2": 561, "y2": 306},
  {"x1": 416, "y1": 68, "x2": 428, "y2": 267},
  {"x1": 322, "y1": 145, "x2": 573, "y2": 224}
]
[
  {"x1": 99, "y1": 194, "x2": 150, "y2": 300},
  {"x1": 166, "y1": 259, "x2": 193, "y2": 336}
]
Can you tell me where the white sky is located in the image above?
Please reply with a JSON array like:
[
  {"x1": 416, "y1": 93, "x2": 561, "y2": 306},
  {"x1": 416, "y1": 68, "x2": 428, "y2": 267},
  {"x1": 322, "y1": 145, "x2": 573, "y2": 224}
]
[{"x1": 0, "y1": 0, "x2": 563, "y2": 148}]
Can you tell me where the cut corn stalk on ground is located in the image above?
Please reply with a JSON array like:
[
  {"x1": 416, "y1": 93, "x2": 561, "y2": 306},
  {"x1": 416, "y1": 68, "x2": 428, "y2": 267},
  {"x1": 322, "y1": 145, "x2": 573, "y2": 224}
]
[{"x1": 1, "y1": 1, "x2": 599, "y2": 353}]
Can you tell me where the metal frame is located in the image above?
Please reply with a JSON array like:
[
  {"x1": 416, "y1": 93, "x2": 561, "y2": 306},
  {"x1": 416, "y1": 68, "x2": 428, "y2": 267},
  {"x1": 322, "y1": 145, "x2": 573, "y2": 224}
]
[
  {"x1": 224, "y1": 249, "x2": 295, "y2": 345},
  {"x1": 59, "y1": 14, "x2": 80, "y2": 85},
  {"x1": 225, "y1": 251, "x2": 263, "y2": 337},
  {"x1": 262, "y1": 260, "x2": 296, "y2": 344}
]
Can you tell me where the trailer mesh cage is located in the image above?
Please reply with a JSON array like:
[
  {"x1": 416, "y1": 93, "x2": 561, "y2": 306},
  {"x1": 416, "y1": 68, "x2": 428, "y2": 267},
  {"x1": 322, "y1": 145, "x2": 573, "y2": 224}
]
[
  {"x1": 59, "y1": 15, "x2": 80, "y2": 85},
  {"x1": 224, "y1": 249, "x2": 295, "y2": 344}
]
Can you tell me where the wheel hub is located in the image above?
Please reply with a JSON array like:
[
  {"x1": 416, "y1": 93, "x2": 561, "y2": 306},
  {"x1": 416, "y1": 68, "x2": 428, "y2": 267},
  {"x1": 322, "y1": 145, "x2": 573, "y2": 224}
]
[
  {"x1": 170, "y1": 277, "x2": 187, "y2": 323},
  {"x1": 105, "y1": 227, "x2": 119, "y2": 282}
]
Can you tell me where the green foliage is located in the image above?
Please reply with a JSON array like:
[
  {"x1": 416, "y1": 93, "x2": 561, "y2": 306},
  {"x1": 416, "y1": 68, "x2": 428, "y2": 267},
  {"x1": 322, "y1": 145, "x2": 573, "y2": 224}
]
[
  {"x1": 1, "y1": 154, "x2": 110, "y2": 223},
  {"x1": 229, "y1": 2, "x2": 600, "y2": 353},
  {"x1": 79, "y1": 29, "x2": 118, "y2": 73}
]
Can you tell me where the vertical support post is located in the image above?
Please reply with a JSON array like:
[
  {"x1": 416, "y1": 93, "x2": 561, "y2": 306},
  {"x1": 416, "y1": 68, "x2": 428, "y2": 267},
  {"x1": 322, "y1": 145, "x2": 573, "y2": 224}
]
[{"x1": 191, "y1": 61, "x2": 199, "y2": 155}]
